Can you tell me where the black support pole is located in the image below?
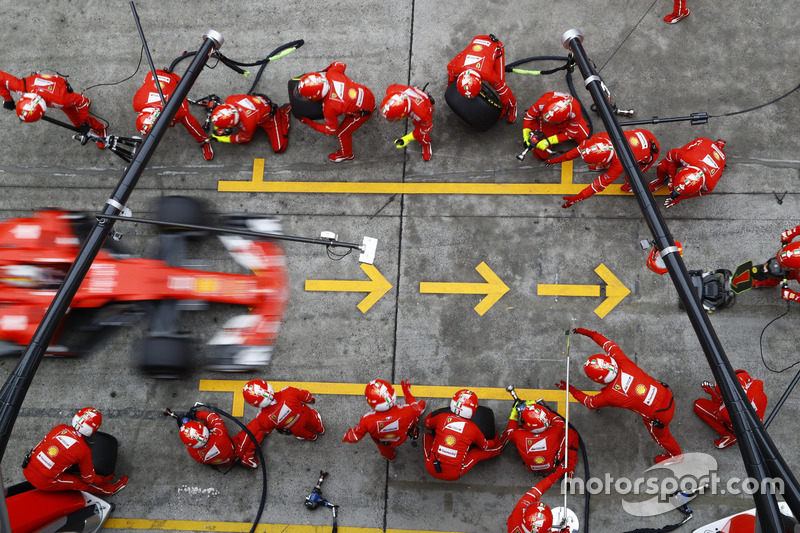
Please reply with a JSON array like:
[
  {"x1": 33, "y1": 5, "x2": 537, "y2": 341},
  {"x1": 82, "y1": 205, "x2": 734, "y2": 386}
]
[
  {"x1": 561, "y1": 28, "x2": 798, "y2": 532},
  {"x1": 0, "y1": 29, "x2": 224, "y2": 461}
]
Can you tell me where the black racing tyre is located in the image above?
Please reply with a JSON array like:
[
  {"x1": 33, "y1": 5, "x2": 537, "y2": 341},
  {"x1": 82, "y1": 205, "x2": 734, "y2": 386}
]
[
  {"x1": 65, "y1": 431, "x2": 118, "y2": 477},
  {"x1": 138, "y1": 335, "x2": 193, "y2": 379},
  {"x1": 154, "y1": 196, "x2": 209, "y2": 238},
  {"x1": 85, "y1": 431, "x2": 118, "y2": 477},
  {"x1": 444, "y1": 80, "x2": 503, "y2": 132},
  {"x1": 288, "y1": 75, "x2": 324, "y2": 120},
  {"x1": 429, "y1": 405, "x2": 496, "y2": 440}
]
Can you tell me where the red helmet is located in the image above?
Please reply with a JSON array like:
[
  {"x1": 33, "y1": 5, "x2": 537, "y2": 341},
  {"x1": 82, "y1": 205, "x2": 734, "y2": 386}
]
[
  {"x1": 179, "y1": 420, "x2": 210, "y2": 449},
  {"x1": 243, "y1": 379, "x2": 275, "y2": 408},
  {"x1": 380, "y1": 93, "x2": 411, "y2": 123},
  {"x1": 296, "y1": 73, "x2": 329, "y2": 101},
  {"x1": 210, "y1": 104, "x2": 240, "y2": 131},
  {"x1": 72, "y1": 407, "x2": 102, "y2": 437},
  {"x1": 522, "y1": 502, "x2": 553, "y2": 533},
  {"x1": 520, "y1": 404, "x2": 550, "y2": 434},
  {"x1": 579, "y1": 139, "x2": 615, "y2": 170},
  {"x1": 16, "y1": 93, "x2": 47, "y2": 123},
  {"x1": 584, "y1": 353, "x2": 619, "y2": 384},
  {"x1": 450, "y1": 389, "x2": 478, "y2": 419},
  {"x1": 671, "y1": 166, "x2": 705, "y2": 196},
  {"x1": 457, "y1": 69, "x2": 482, "y2": 99},
  {"x1": 136, "y1": 108, "x2": 161, "y2": 135},
  {"x1": 365, "y1": 379, "x2": 397, "y2": 412},
  {"x1": 542, "y1": 94, "x2": 574, "y2": 124}
]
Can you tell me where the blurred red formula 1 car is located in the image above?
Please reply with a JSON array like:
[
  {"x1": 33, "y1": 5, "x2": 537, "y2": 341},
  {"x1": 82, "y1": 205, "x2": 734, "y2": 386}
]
[{"x1": 0, "y1": 196, "x2": 288, "y2": 377}]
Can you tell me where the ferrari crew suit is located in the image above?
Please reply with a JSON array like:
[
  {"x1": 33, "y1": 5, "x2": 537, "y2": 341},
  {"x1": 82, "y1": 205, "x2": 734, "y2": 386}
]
[
  {"x1": 522, "y1": 91, "x2": 590, "y2": 161},
  {"x1": 550, "y1": 130, "x2": 660, "y2": 208},
  {"x1": 22, "y1": 424, "x2": 126, "y2": 495},
  {"x1": 506, "y1": 470, "x2": 564, "y2": 533},
  {"x1": 185, "y1": 411, "x2": 238, "y2": 466},
  {"x1": 504, "y1": 406, "x2": 578, "y2": 477},
  {"x1": 385, "y1": 84, "x2": 434, "y2": 161},
  {"x1": 752, "y1": 224, "x2": 800, "y2": 301},
  {"x1": 234, "y1": 386, "x2": 325, "y2": 465},
  {"x1": 694, "y1": 370, "x2": 767, "y2": 449},
  {"x1": 214, "y1": 94, "x2": 290, "y2": 153},
  {"x1": 132, "y1": 69, "x2": 212, "y2": 158},
  {"x1": 652, "y1": 137, "x2": 727, "y2": 207},
  {"x1": 423, "y1": 410, "x2": 506, "y2": 481},
  {"x1": 298, "y1": 62, "x2": 374, "y2": 162},
  {"x1": 447, "y1": 34, "x2": 517, "y2": 122},
  {"x1": 559, "y1": 328, "x2": 682, "y2": 463},
  {"x1": 0, "y1": 71, "x2": 106, "y2": 137},
  {"x1": 343, "y1": 383, "x2": 427, "y2": 461}
]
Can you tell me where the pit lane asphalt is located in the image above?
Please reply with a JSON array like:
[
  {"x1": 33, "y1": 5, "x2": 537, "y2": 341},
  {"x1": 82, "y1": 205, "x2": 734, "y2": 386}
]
[{"x1": 1, "y1": 1, "x2": 799, "y2": 532}]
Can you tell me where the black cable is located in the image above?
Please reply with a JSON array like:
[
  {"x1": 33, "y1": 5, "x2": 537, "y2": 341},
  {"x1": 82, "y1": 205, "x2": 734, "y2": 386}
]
[
  {"x1": 83, "y1": 45, "x2": 145, "y2": 94},
  {"x1": 597, "y1": 0, "x2": 659, "y2": 73},
  {"x1": 759, "y1": 299, "x2": 796, "y2": 373},
  {"x1": 709, "y1": 80, "x2": 800, "y2": 119},
  {"x1": 196, "y1": 404, "x2": 268, "y2": 533}
]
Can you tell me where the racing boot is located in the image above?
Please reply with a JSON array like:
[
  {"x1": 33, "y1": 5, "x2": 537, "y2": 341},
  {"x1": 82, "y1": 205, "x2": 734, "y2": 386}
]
[
  {"x1": 201, "y1": 139, "x2": 214, "y2": 161},
  {"x1": 664, "y1": 9, "x2": 690, "y2": 24},
  {"x1": 329, "y1": 151, "x2": 354, "y2": 163}
]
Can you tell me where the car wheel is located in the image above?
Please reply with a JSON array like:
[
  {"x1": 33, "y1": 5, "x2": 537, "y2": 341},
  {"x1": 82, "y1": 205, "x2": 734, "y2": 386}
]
[
  {"x1": 288, "y1": 75, "x2": 324, "y2": 120},
  {"x1": 138, "y1": 335, "x2": 193, "y2": 379},
  {"x1": 444, "y1": 81, "x2": 503, "y2": 132},
  {"x1": 154, "y1": 196, "x2": 209, "y2": 238}
]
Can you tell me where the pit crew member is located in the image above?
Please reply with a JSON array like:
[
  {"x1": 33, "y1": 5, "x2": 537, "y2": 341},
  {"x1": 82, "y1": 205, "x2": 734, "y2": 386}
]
[
  {"x1": 507, "y1": 470, "x2": 566, "y2": 533},
  {"x1": 548, "y1": 129, "x2": 660, "y2": 208},
  {"x1": 752, "y1": 224, "x2": 800, "y2": 302},
  {"x1": 380, "y1": 84, "x2": 434, "y2": 161},
  {"x1": 179, "y1": 410, "x2": 239, "y2": 466},
  {"x1": 22, "y1": 407, "x2": 128, "y2": 495},
  {"x1": 233, "y1": 379, "x2": 325, "y2": 468},
  {"x1": 557, "y1": 328, "x2": 682, "y2": 464},
  {"x1": 343, "y1": 379, "x2": 427, "y2": 461},
  {"x1": 294, "y1": 62, "x2": 375, "y2": 163},
  {"x1": 133, "y1": 68, "x2": 213, "y2": 160},
  {"x1": 504, "y1": 401, "x2": 578, "y2": 477},
  {"x1": 650, "y1": 138, "x2": 727, "y2": 208},
  {"x1": 210, "y1": 93, "x2": 291, "y2": 153},
  {"x1": 446, "y1": 34, "x2": 517, "y2": 123},
  {"x1": 694, "y1": 370, "x2": 767, "y2": 449},
  {"x1": 522, "y1": 91, "x2": 589, "y2": 161},
  {"x1": 423, "y1": 389, "x2": 506, "y2": 481}
]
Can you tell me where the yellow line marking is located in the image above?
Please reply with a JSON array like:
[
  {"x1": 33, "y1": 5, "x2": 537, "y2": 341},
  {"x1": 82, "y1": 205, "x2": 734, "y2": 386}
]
[
  {"x1": 305, "y1": 264, "x2": 393, "y2": 313},
  {"x1": 198, "y1": 380, "x2": 595, "y2": 418},
  {"x1": 537, "y1": 263, "x2": 631, "y2": 319},
  {"x1": 218, "y1": 159, "x2": 670, "y2": 195},
  {"x1": 106, "y1": 518, "x2": 452, "y2": 532},
  {"x1": 419, "y1": 262, "x2": 509, "y2": 316}
]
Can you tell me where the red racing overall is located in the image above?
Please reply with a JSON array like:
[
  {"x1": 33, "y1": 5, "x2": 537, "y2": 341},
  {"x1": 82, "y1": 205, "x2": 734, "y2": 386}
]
[
  {"x1": 423, "y1": 410, "x2": 505, "y2": 481},
  {"x1": 522, "y1": 91, "x2": 589, "y2": 160},
  {"x1": 0, "y1": 71, "x2": 105, "y2": 136},
  {"x1": 215, "y1": 94, "x2": 290, "y2": 153},
  {"x1": 133, "y1": 69, "x2": 208, "y2": 144},
  {"x1": 506, "y1": 470, "x2": 565, "y2": 533},
  {"x1": 559, "y1": 328, "x2": 682, "y2": 462},
  {"x1": 447, "y1": 34, "x2": 517, "y2": 122},
  {"x1": 504, "y1": 408, "x2": 578, "y2": 477},
  {"x1": 343, "y1": 389, "x2": 426, "y2": 461},
  {"x1": 185, "y1": 411, "x2": 238, "y2": 466}
]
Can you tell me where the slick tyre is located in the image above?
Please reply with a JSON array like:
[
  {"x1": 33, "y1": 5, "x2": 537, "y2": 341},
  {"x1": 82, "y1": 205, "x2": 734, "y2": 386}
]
[
  {"x1": 66, "y1": 431, "x2": 118, "y2": 477},
  {"x1": 154, "y1": 196, "x2": 209, "y2": 238},
  {"x1": 288, "y1": 76, "x2": 324, "y2": 120},
  {"x1": 430, "y1": 406, "x2": 496, "y2": 440},
  {"x1": 444, "y1": 81, "x2": 502, "y2": 132},
  {"x1": 138, "y1": 335, "x2": 193, "y2": 379}
]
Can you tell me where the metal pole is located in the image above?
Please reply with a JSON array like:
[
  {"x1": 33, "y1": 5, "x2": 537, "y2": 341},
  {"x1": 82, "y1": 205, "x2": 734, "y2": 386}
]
[
  {"x1": 130, "y1": 1, "x2": 166, "y2": 107},
  {"x1": 561, "y1": 28, "x2": 795, "y2": 532},
  {"x1": 562, "y1": 328, "x2": 571, "y2": 524},
  {"x1": 0, "y1": 29, "x2": 224, "y2": 462}
]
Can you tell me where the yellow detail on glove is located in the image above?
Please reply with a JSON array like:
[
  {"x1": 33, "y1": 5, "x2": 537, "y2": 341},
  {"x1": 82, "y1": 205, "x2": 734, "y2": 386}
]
[
  {"x1": 523, "y1": 128, "x2": 532, "y2": 145},
  {"x1": 535, "y1": 138, "x2": 550, "y2": 150},
  {"x1": 395, "y1": 132, "x2": 415, "y2": 148},
  {"x1": 212, "y1": 135, "x2": 232, "y2": 143}
]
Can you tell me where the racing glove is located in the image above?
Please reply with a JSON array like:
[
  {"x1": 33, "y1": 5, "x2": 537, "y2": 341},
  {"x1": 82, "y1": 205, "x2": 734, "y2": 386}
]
[
  {"x1": 3, "y1": 99, "x2": 14, "y2": 111},
  {"x1": 395, "y1": 133, "x2": 415, "y2": 148}
]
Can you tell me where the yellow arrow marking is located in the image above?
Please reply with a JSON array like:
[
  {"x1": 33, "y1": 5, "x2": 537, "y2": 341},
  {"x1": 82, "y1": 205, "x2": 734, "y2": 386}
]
[
  {"x1": 198, "y1": 379, "x2": 597, "y2": 418},
  {"x1": 218, "y1": 160, "x2": 671, "y2": 196},
  {"x1": 537, "y1": 263, "x2": 630, "y2": 319},
  {"x1": 305, "y1": 264, "x2": 392, "y2": 313},
  {"x1": 419, "y1": 262, "x2": 509, "y2": 316}
]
